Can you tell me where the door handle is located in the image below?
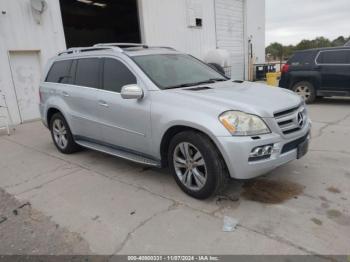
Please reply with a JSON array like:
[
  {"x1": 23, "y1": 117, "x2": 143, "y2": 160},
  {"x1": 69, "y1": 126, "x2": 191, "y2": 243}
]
[
  {"x1": 98, "y1": 101, "x2": 109, "y2": 108},
  {"x1": 62, "y1": 91, "x2": 70, "y2": 97}
]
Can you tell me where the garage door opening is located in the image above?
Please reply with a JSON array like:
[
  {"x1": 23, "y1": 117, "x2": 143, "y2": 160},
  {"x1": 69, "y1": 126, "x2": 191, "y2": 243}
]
[{"x1": 59, "y1": 0, "x2": 141, "y2": 48}]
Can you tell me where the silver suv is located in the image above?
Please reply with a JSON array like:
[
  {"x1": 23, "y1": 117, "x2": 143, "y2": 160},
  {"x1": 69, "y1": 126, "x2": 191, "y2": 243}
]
[{"x1": 40, "y1": 43, "x2": 311, "y2": 199}]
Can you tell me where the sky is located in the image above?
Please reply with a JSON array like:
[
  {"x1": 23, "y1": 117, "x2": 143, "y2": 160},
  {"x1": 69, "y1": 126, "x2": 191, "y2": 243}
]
[{"x1": 266, "y1": 0, "x2": 350, "y2": 46}]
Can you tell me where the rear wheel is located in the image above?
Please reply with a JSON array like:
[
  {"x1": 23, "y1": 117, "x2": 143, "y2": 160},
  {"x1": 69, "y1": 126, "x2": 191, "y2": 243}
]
[
  {"x1": 292, "y1": 81, "x2": 316, "y2": 104},
  {"x1": 50, "y1": 113, "x2": 80, "y2": 154},
  {"x1": 168, "y1": 131, "x2": 229, "y2": 199}
]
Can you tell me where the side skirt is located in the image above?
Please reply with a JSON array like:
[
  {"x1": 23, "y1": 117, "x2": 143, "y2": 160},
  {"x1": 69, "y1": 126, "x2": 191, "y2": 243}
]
[
  {"x1": 74, "y1": 137, "x2": 161, "y2": 167},
  {"x1": 317, "y1": 90, "x2": 350, "y2": 97}
]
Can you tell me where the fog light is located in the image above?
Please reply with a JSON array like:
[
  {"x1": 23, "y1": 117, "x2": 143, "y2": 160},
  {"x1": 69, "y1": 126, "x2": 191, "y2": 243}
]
[{"x1": 249, "y1": 144, "x2": 273, "y2": 161}]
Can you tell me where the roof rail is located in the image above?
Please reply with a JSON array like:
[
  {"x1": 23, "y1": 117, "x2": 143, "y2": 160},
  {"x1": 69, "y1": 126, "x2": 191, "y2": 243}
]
[
  {"x1": 58, "y1": 46, "x2": 122, "y2": 56},
  {"x1": 94, "y1": 43, "x2": 149, "y2": 49},
  {"x1": 94, "y1": 43, "x2": 177, "y2": 52},
  {"x1": 151, "y1": 46, "x2": 177, "y2": 51},
  {"x1": 58, "y1": 44, "x2": 177, "y2": 56}
]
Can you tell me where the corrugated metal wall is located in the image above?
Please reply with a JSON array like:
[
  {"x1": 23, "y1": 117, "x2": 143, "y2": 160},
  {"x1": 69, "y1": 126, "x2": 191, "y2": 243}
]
[
  {"x1": 214, "y1": 0, "x2": 245, "y2": 80},
  {"x1": 139, "y1": 0, "x2": 217, "y2": 60},
  {"x1": 140, "y1": 0, "x2": 246, "y2": 80}
]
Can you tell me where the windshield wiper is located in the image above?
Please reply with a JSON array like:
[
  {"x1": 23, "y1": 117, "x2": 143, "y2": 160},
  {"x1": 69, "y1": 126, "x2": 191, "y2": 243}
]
[
  {"x1": 209, "y1": 78, "x2": 228, "y2": 82},
  {"x1": 165, "y1": 78, "x2": 228, "y2": 90},
  {"x1": 165, "y1": 83, "x2": 202, "y2": 90}
]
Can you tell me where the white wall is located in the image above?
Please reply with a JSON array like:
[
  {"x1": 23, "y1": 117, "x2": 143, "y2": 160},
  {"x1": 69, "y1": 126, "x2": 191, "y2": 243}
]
[
  {"x1": 215, "y1": 0, "x2": 245, "y2": 79},
  {"x1": 0, "y1": 0, "x2": 66, "y2": 124},
  {"x1": 246, "y1": 0, "x2": 265, "y2": 64},
  {"x1": 140, "y1": 0, "x2": 265, "y2": 80},
  {"x1": 139, "y1": 0, "x2": 217, "y2": 60}
]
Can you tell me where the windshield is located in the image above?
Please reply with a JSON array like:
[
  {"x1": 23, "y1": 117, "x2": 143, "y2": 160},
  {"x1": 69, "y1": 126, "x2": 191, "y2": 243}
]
[{"x1": 132, "y1": 54, "x2": 228, "y2": 89}]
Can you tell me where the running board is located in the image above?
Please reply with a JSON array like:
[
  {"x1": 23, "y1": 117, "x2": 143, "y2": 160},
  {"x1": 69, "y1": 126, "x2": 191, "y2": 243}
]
[{"x1": 75, "y1": 140, "x2": 161, "y2": 167}]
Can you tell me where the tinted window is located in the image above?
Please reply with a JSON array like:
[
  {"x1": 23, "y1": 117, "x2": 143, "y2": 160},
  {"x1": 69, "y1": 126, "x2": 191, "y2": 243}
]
[
  {"x1": 132, "y1": 54, "x2": 226, "y2": 89},
  {"x1": 317, "y1": 50, "x2": 350, "y2": 64},
  {"x1": 288, "y1": 51, "x2": 315, "y2": 66},
  {"x1": 46, "y1": 60, "x2": 72, "y2": 83},
  {"x1": 75, "y1": 58, "x2": 100, "y2": 88},
  {"x1": 103, "y1": 58, "x2": 137, "y2": 93}
]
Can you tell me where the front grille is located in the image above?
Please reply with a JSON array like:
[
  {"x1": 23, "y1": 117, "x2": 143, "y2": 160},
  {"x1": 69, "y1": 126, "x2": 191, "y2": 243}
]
[
  {"x1": 281, "y1": 132, "x2": 309, "y2": 154},
  {"x1": 274, "y1": 106, "x2": 299, "y2": 118},
  {"x1": 274, "y1": 105, "x2": 307, "y2": 135}
]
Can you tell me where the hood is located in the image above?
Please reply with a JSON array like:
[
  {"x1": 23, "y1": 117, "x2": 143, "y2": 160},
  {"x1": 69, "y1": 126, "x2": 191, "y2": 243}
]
[{"x1": 172, "y1": 81, "x2": 302, "y2": 118}]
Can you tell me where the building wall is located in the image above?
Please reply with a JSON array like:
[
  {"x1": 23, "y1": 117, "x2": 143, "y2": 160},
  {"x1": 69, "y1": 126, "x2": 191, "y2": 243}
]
[
  {"x1": 0, "y1": 0, "x2": 265, "y2": 126},
  {"x1": 214, "y1": 0, "x2": 245, "y2": 79},
  {"x1": 246, "y1": 0, "x2": 265, "y2": 64},
  {"x1": 140, "y1": 0, "x2": 264, "y2": 80},
  {"x1": 0, "y1": 0, "x2": 66, "y2": 124},
  {"x1": 139, "y1": 0, "x2": 217, "y2": 61}
]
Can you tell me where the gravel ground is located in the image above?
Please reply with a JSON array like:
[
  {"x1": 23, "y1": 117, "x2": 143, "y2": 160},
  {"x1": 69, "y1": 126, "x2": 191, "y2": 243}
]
[{"x1": 0, "y1": 188, "x2": 91, "y2": 255}]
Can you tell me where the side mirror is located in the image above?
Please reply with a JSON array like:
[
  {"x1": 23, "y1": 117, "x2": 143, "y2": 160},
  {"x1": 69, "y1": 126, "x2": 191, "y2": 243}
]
[{"x1": 121, "y1": 84, "x2": 144, "y2": 100}]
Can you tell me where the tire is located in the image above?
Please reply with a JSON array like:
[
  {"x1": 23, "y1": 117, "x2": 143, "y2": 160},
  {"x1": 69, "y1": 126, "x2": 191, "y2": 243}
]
[
  {"x1": 49, "y1": 112, "x2": 80, "y2": 154},
  {"x1": 292, "y1": 81, "x2": 316, "y2": 104},
  {"x1": 168, "y1": 131, "x2": 229, "y2": 199}
]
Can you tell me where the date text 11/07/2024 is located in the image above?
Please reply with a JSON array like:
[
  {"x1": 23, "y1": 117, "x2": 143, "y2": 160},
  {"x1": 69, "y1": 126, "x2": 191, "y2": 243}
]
[{"x1": 127, "y1": 256, "x2": 220, "y2": 261}]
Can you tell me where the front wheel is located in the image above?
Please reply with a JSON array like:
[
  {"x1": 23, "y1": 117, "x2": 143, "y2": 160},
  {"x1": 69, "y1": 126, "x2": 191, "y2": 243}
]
[
  {"x1": 168, "y1": 131, "x2": 229, "y2": 199},
  {"x1": 292, "y1": 81, "x2": 316, "y2": 104}
]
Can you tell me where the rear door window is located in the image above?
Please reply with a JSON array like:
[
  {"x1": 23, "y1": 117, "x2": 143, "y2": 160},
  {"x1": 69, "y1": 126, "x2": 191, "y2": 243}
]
[
  {"x1": 102, "y1": 58, "x2": 137, "y2": 93},
  {"x1": 317, "y1": 50, "x2": 350, "y2": 64},
  {"x1": 46, "y1": 60, "x2": 73, "y2": 83},
  {"x1": 288, "y1": 52, "x2": 315, "y2": 66},
  {"x1": 75, "y1": 58, "x2": 101, "y2": 88}
]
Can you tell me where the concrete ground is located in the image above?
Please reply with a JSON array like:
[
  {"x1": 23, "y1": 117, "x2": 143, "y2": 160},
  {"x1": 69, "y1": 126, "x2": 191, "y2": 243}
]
[{"x1": 0, "y1": 98, "x2": 350, "y2": 255}]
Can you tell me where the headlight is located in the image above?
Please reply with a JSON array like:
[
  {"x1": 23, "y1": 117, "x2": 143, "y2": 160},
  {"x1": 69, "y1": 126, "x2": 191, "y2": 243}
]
[{"x1": 219, "y1": 111, "x2": 271, "y2": 136}]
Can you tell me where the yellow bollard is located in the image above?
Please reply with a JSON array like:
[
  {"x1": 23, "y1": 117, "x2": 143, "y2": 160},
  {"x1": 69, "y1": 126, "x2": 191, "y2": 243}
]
[{"x1": 266, "y1": 72, "x2": 281, "y2": 87}]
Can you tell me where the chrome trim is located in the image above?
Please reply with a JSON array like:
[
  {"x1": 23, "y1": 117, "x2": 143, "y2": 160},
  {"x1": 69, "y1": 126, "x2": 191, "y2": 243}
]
[
  {"x1": 75, "y1": 140, "x2": 160, "y2": 167},
  {"x1": 315, "y1": 49, "x2": 350, "y2": 66},
  {"x1": 275, "y1": 106, "x2": 307, "y2": 135}
]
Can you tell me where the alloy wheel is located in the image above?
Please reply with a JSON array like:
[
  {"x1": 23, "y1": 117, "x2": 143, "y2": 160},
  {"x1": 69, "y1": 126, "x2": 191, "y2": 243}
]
[
  {"x1": 295, "y1": 85, "x2": 311, "y2": 100},
  {"x1": 52, "y1": 119, "x2": 68, "y2": 150},
  {"x1": 173, "y1": 142, "x2": 207, "y2": 191}
]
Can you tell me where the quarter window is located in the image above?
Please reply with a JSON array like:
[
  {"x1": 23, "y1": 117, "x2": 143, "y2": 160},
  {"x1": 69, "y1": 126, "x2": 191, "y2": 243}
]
[
  {"x1": 46, "y1": 60, "x2": 73, "y2": 83},
  {"x1": 103, "y1": 58, "x2": 137, "y2": 93},
  {"x1": 289, "y1": 51, "x2": 316, "y2": 66},
  {"x1": 317, "y1": 50, "x2": 350, "y2": 64},
  {"x1": 75, "y1": 58, "x2": 101, "y2": 88}
]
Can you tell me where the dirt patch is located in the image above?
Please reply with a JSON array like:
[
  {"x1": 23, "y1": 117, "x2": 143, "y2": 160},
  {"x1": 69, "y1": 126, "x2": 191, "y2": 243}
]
[
  {"x1": 321, "y1": 202, "x2": 330, "y2": 209},
  {"x1": 327, "y1": 209, "x2": 350, "y2": 226},
  {"x1": 327, "y1": 209, "x2": 342, "y2": 218},
  {"x1": 0, "y1": 188, "x2": 91, "y2": 255},
  {"x1": 241, "y1": 179, "x2": 304, "y2": 204},
  {"x1": 327, "y1": 187, "x2": 341, "y2": 194},
  {"x1": 311, "y1": 218, "x2": 323, "y2": 226},
  {"x1": 319, "y1": 196, "x2": 328, "y2": 202}
]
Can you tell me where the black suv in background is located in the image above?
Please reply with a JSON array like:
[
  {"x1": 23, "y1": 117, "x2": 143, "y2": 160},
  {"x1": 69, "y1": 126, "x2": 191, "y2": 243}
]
[{"x1": 279, "y1": 47, "x2": 350, "y2": 103}]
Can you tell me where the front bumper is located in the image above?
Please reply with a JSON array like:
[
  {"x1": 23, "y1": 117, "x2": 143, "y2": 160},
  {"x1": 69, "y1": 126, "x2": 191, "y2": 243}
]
[{"x1": 216, "y1": 121, "x2": 311, "y2": 179}]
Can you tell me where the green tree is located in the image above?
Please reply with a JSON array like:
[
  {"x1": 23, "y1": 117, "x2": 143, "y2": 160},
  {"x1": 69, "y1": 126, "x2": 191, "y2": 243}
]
[
  {"x1": 266, "y1": 42, "x2": 283, "y2": 61},
  {"x1": 332, "y1": 36, "x2": 346, "y2": 47},
  {"x1": 296, "y1": 39, "x2": 313, "y2": 50},
  {"x1": 312, "y1": 37, "x2": 332, "y2": 48},
  {"x1": 282, "y1": 45, "x2": 295, "y2": 60}
]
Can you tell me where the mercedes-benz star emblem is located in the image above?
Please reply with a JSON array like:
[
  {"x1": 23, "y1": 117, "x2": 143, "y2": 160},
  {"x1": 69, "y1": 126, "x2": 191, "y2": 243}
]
[{"x1": 297, "y1": 112, "x2": 304, "y2": 128}]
